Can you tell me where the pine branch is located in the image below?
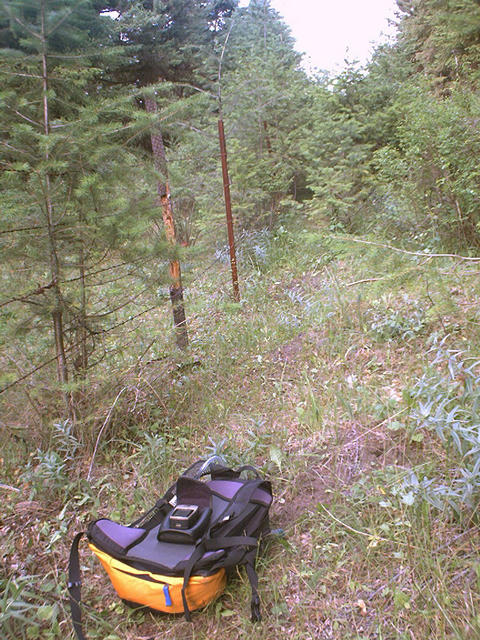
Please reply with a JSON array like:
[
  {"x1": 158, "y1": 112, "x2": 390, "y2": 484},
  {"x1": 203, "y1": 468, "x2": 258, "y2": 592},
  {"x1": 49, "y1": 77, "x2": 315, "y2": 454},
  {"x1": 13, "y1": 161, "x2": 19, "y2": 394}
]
[
  {"x1": 0, "y1": 280, "x2": 56, "y2": 309},
  {"x1": 88, "y1": 285, "x2": 151, "y2": 319},
  {"x1": 1, "y1": 141, "x2": 32, "y2": 155},
  {"x1": 0, "y1": 224, "x2": 52, "y2": 235},
  {"x1": 46, "y1": 2, "x2": 88, "y2": 37},
  {"x1": 8, "y1": 106, "x2": 42, "y2": 128},
  {"x1": 0, "y1": 303, "x2": 158, "y2": 394},
  {"x1": 2, "y1": 6, "x2": 42, "y2": 40}
]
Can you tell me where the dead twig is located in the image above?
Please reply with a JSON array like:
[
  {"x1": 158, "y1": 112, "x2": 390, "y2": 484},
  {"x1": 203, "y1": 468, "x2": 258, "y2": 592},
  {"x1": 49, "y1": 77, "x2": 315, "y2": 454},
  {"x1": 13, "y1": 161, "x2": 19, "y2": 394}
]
[
  {"x1": 0, "y1": 483, "x2": 21, "y2": 492},
  {"x1": 87, "y1": 387, "x2": 129, "y2": 481},
  {"x1": 346, "y1": 277, "x2": 385, "y2": 287}
]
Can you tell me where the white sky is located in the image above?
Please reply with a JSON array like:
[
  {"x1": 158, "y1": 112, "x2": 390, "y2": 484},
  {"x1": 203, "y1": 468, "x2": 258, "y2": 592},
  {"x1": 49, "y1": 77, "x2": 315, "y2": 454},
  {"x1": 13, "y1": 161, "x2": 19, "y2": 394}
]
[{"x1": 240, "y1": 0, "x2": 399, "y2": 72}]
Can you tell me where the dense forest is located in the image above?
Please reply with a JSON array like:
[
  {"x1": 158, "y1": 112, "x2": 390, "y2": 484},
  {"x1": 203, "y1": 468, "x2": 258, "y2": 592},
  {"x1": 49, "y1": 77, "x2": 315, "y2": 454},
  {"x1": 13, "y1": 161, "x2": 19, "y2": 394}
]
[{"x1": 2, "y1": 1, "x2": 480, "y2": 638}]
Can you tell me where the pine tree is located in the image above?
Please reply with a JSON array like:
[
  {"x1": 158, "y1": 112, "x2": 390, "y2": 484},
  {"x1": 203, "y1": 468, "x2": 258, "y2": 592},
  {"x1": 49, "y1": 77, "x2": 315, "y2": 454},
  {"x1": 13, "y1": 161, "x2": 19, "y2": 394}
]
[
  {"x1": 164, "y1": 0, "x2": 311, "y2": 236},
  {"x1": 102, "y1": 0, "x2": 237, "y2": 348},
  {"x1": 0, "y1": 0, "x2": 105, "y2": 415},
  {"x1": 397, "y1": 0, "x2": 480, "y2": 89},
  {"x1": 0, "y1": 0, "x2": 163, "y2": 413}
]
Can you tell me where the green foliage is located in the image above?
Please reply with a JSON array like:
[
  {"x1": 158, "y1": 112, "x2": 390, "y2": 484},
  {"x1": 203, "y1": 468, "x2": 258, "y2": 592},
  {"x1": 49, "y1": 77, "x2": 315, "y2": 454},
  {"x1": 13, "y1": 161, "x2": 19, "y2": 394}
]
[
  {"x1": 0, "y1": 576, "x2": 42, "y2": 639},
  {"x1": 374, "y1": 82, "x2": 480, "y2": 250},
  {"x1": 302, "y1": 72, "x2": 369, "y2": 231},
  {"x1": 0, "y1": 574, "x2": 75, "y2": 640},
  {"x1": 164, "y1": 0, "x2": 311, "y2": 235},
  {"x1": 51, "y1": 419, "x2": 81, "y2": 460},
  {"x1": 0, "y1": 0, "x2": 182, "y2": 398},
  {"x1": 368, "y1": 295, "x2": 427, "y2": 341},
  {"x1": 400, "y1": 340, "x2": 480, "y2": 514},
  {"x1": 107, "y1": 0, "x2": 236, "y2": 85},
  {"x1": 397, "y1": 0, "x2": 480, "y2": 87},
  {"x1": 21, "y1": 450, "x2": 69, "y2": 500},
  {"x1": 299, "y1": 2, "x2": 480, "y2": 250}
]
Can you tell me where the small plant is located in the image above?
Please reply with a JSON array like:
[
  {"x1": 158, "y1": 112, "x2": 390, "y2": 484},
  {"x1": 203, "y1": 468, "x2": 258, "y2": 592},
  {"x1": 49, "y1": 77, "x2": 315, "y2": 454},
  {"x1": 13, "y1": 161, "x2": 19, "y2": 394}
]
[
  {"x1": 51, "y1": 419, "x2": 81, "y2": 461},
  {"x1": 137, "y1": 432, "x2": 167, "y2": 476},
  {"x1": 398, "y1": 340, "x2": 480, "y2": 514},
  {"x1": 0, "y1": 576, "x2": 42, "y2": 639},
  {"x1": 368, "y1": 295, "x2": 426, "y2": 341},
  {"x1": 284, "y1": 286, "x2": 319, "y2": 316},
  {"x1": 21, "y1": 450, "x2": 69, "y2": 500}
]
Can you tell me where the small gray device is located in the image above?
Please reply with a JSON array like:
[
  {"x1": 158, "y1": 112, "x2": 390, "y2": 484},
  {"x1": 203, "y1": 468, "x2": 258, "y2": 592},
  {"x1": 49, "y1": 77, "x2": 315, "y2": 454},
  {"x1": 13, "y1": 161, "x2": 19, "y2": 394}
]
[{"x1": 169, "y1": 504, "x2": 199, "y2": 530}]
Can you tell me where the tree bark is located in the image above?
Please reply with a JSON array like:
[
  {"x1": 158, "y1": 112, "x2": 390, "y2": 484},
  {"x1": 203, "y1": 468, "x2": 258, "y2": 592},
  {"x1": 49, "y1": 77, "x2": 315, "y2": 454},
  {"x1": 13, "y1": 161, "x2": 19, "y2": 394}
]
[{"x1": 145, "y1": 96, "x2": 188, "y2": 350}]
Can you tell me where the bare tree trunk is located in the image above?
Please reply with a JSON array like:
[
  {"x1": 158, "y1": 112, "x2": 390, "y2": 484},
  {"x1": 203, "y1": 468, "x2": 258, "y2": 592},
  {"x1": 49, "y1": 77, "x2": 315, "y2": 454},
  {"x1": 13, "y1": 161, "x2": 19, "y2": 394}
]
[
  {"x1": 40, "y1": 0, "x2": 72, "y2": 417},
  {"x1": 145, "y1": 96, "x2": 188, "y2": 350},
  {"x1": 263, "y1": 120, "x2": 272, "y2": 154},
  {"x1": 75, "y1": 213, "x2": 88, "y2": 376},
  {"x1": 217, "y1": 26, "x2": 240, "y2": 302},
  {"x1": 218, "y1": 118, "x2": 240, "y2": 302}
]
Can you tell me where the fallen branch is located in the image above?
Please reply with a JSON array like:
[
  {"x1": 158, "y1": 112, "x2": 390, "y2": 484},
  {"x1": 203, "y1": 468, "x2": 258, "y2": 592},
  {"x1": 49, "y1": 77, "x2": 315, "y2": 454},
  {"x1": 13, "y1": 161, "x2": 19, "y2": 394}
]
[
  {"x1": 345, "y1": 277, "x2": 384, "y2": 287},
  {"x1": 331, "y1": 234, "x2": 480, "y2": 262}
]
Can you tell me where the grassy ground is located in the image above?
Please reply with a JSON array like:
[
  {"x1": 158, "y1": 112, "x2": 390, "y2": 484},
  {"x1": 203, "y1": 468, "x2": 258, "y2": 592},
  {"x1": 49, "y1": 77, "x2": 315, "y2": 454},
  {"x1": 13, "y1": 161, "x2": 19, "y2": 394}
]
[{"x1": 2, "y1": 223, "x2": 480, "y2": 639}]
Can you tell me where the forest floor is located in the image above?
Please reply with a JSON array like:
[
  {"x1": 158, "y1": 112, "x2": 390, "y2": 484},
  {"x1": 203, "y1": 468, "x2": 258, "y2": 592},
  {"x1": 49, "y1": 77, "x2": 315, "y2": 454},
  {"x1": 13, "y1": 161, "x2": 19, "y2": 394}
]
[{"x1": 3, "y1": 224, "x2": 480, "y2": 639}]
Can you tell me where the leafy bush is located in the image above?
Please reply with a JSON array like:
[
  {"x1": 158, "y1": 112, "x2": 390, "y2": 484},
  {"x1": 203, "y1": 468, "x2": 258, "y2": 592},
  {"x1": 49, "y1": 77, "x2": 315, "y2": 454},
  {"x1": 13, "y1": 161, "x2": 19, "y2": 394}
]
[
  {"x1": 51, "y1": 419, "x2": 81, "y2": 461},
  {"x1": 374, "y1": 84, "x2": 480, "y2": 251},
  {"x1": 20, "y1": 450, "x2": 69, "y2": 501},
  {"x1": 400, "y1": 340, "x2": 480, "y2": 514}
]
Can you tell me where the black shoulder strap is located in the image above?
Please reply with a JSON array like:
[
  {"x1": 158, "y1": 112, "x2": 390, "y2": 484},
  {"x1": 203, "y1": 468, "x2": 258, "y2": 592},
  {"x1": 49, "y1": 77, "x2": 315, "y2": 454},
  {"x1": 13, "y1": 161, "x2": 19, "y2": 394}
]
[
  {"x1": 68, "y1": 532, "x2": 87, "y2": 640},
  {"x1": 179, "y1": 480, "x2": 270, "y2": 622},
  {"x1": 245, "y1": 549, "x2": 262, "y2": 622}
]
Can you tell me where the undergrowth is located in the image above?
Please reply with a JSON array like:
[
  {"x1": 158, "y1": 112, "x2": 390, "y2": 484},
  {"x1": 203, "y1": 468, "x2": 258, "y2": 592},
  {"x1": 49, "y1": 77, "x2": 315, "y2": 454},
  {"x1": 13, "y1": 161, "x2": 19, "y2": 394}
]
[{"x1": 2, "y1": 224, "x2": 480, "y2": 639}]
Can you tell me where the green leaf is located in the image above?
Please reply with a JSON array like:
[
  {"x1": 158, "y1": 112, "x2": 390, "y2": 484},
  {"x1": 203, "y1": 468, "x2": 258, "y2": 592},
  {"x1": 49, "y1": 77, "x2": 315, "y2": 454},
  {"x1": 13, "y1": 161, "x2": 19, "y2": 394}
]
[
  {"x1": 36, "y1": 605, "x2": 54, "y2": 621},
  {"x1": 410, "y1": 431, "x2": 424, "y2": 443},
  {"x1": 401, "y1": 491, "x2": 415, "y2": 506},
  {"x1": 387, "y1": 421, "x2": 404, "y2": 431},
  {"x1": 269, "y1": 445, "x2": 283, "y2": 468}
]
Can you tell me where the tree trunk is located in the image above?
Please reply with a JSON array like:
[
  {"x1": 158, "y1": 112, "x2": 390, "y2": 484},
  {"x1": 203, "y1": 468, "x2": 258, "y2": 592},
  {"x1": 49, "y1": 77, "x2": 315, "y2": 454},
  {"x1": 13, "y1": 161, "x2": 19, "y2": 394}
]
[
  {"x1": 145, "y1": 96, "x2": 188, "y2": 350},
  {"x1": 75, "y1": 213, "x2": 89, "y2": 377},
  {"x1": 40, "y1": 0, "x2": 72, "y2": 418}
]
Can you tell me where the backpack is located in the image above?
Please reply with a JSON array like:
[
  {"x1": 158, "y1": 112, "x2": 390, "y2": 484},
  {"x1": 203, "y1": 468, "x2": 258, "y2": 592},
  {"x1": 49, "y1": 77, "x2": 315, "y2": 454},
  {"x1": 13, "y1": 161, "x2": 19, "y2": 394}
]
[{"x1": 68, "y1": 458, "x2": 273, "y2": 639}]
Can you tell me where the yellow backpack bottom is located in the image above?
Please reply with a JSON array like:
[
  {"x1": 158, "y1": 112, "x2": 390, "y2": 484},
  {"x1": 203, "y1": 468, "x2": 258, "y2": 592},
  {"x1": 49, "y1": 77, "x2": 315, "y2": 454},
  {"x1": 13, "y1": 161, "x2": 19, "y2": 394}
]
[{"x1": 89, "y1": 543, "x2": 227, "y2": 614}]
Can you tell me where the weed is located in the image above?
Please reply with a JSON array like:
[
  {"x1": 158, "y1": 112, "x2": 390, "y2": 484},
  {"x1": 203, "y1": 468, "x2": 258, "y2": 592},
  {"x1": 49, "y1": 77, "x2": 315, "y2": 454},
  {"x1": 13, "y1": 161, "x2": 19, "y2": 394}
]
[
  {"x1": 215, "y1": 228, "x2": 272, "y2": 270},
  {"x1": 131, "y1": 432, "x2": 168, "y2": 476},
  {"x1": 400, "y1": 340, "x2": 480, "y2": 515},
  {"x1": 368, "y1": 295, "x2": 427, "y2": 341},
  {"x1": 21, "y1": 450, "x2": 69, "y2": 500},
  {"x1": 51, "y1": 419, "x2": 81, "y2": 460},
  {"x1": 0, "y1": 575, "x2": 64, "y2": 640}
]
